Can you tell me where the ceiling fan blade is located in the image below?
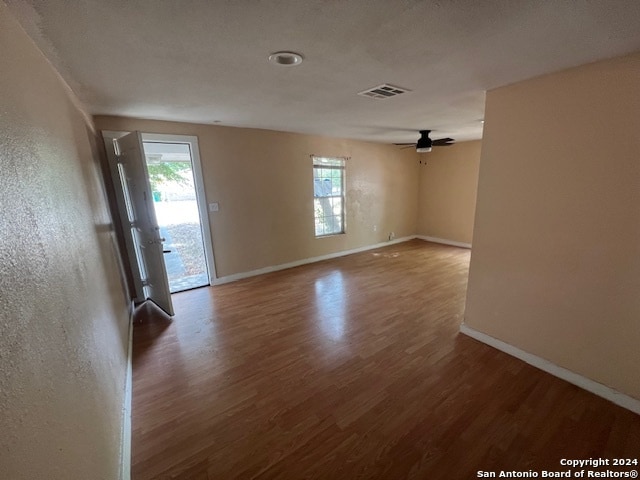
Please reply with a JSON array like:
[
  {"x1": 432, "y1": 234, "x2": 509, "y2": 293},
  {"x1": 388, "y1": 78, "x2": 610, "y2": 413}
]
[
  {"x1": 432, "y1": 138, "x2": 454, "y2": 146},
  {"x1": 393, "y1": 143, "x2": 416, "y2": 146},
  {"x1": 400, "y1": 145, "x2": 416, "y2": 149}
]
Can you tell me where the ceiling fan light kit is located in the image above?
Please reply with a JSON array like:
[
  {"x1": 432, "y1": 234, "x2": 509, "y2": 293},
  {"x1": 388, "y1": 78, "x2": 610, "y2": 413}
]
[
  {"x1": 396, "y1": 129, "x2": 455, "y2": 153},
  {"x1": 416, "y1": 130, "x2": 433, "y2": 153}
]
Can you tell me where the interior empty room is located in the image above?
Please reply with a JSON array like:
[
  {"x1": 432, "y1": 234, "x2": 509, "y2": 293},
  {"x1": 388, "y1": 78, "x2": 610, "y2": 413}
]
[{"x1": 1, "y1": 2, "x2": 640, "y2": 479}]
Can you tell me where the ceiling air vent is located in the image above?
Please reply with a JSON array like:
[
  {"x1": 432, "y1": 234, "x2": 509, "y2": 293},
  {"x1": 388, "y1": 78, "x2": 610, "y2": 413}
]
[{"x1": 357, "y1": 84, "x2": 411, "y2": 99}]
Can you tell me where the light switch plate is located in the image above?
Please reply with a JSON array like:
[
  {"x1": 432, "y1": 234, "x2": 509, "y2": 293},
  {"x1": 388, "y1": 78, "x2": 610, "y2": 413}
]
[{"x1": 209, "y1": 202, "x2": 219, "y2": 212}]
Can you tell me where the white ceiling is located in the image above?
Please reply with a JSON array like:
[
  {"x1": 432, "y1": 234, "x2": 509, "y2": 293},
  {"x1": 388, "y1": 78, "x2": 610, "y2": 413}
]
[{"x1": 7, "y1": 0, "x2": 640, "y2": 144}]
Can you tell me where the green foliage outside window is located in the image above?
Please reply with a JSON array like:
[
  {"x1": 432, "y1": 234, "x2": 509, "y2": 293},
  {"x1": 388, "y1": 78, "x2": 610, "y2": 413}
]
[{"x1": 147, "y1": 161, "x2": 191, "y2": 192}]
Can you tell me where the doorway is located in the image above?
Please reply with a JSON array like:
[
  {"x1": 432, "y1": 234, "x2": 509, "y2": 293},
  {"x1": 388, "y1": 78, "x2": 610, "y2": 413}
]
[
  {"x1": 141, "y1": 134, "x2": 215, "y2": 293},
  {"x1": 103, "y1": 131, "x2": 216, "y2": 304}
]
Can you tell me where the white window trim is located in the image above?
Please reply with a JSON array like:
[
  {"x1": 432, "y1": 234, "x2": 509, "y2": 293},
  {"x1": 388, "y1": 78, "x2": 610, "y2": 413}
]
[{"x1": 312, "y1": 155, "x2": 347, "y2": 238}]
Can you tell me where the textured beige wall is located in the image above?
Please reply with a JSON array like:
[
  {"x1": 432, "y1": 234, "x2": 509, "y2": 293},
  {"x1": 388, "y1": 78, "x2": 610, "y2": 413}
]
[
  {"x1": 417, "y1": 140, "x2": 481, "y2": 244},
  {"x1": 464, "y1": 53, "x2": 640, "y2": 399},
  {"x1": 94, "y1": 116, "x2": 420, "y2": 278},
  {"x1": 0, "y1": 5, "x2": 130, "y2": 479}
]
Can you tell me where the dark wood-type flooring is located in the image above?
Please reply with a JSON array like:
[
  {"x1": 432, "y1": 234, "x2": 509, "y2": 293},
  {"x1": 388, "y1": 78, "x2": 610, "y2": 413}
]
[{"x1": 132, "y1": 240, "x2": 640, "y2": 479}]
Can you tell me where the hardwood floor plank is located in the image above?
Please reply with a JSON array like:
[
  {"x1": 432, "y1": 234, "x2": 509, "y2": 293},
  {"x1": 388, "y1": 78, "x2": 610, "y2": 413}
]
[{"x1": 131, "y1": 240, "x2": 640, "y2": 479}]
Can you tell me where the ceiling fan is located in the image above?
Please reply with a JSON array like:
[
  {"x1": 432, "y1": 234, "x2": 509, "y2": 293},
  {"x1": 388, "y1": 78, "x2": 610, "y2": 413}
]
[{"x1": 395, "y1": 130, "x2": 454, "y2": 152}]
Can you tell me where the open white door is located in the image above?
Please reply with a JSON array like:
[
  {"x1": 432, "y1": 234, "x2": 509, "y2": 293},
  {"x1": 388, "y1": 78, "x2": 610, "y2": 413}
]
[{"x1": 114, "y1": 132, "x2": 174, "y2": 316}]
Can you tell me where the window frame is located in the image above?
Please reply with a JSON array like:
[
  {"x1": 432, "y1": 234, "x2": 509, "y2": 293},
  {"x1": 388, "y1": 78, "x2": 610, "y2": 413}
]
[{"x1": 312, "y1": 155, "x2": 347, "y2": 237}]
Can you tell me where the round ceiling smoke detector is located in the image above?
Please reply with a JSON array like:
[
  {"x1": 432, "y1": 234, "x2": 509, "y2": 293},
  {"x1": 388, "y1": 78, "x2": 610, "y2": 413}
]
[{"x1": 268, "y1": 51, "x2": 304, "y2": 67}]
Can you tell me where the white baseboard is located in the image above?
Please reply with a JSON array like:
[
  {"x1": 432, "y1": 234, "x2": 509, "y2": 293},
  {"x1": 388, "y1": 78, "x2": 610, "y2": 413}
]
[
  {"x1": 459, "y1": 323, "x2": 640, "y2": 415},
  {"x1": 417, "y1": 235, "x2": 471, "y2": 249},
  {"x1": 213, "y1": 236, "x2": 417, "y2": 285},
  {"x1": 120, "y1": 302, "x2": 134, "y2": 480}
]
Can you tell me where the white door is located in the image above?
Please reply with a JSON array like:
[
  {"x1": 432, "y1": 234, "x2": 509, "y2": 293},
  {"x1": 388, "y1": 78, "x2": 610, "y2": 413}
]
[{"x1": 115, "y1": 132, "x2": 174, "y2": 316}]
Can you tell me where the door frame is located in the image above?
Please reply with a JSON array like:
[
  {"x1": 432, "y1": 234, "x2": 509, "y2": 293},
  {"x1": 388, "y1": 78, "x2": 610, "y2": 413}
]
[
  {"x1": 102, "y1": 131, "x2": 217, "y2": 298},
  {"x1": 141, "y1": 133, "x2": 217, "y2": 286}
]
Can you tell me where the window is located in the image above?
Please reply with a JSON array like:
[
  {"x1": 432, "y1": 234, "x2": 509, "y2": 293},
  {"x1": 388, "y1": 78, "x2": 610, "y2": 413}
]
[{"x1": 312, "y1": 155, "x2": 346, "y2": 236}]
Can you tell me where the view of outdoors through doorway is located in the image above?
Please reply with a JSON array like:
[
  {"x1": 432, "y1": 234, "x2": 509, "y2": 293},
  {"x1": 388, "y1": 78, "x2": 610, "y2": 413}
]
[{"x1": 143, "y1": 141, "x2": 209, "y2": 293}]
